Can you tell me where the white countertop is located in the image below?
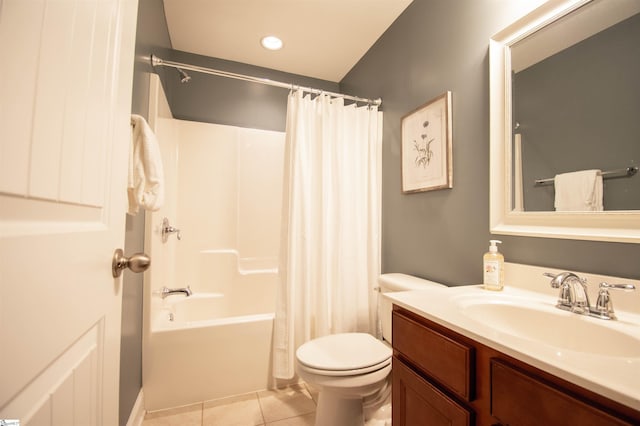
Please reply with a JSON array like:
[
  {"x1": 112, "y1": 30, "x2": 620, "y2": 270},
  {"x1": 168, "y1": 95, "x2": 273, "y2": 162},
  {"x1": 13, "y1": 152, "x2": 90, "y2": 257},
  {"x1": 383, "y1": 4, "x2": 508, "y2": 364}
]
[{"x1": 384, "y1": 284, "x2": 640, "y2": 411}]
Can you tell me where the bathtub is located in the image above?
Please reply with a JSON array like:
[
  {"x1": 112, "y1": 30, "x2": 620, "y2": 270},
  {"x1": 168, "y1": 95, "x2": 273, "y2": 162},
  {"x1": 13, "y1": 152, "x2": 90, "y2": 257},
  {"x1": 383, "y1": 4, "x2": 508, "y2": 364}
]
[
  {"x1": 153, "y1": 292, "x2": 273, "y2": 327},
  {"x1": 143, "y1": 290, "x2": 276, "y2": 411}
]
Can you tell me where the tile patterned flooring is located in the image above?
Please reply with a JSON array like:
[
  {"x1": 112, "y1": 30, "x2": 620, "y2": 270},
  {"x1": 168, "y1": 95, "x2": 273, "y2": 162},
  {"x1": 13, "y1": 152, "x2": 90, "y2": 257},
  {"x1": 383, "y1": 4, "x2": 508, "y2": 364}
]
[{"x1": 142, "y1": 383, "x2": 318, "y2": 426}]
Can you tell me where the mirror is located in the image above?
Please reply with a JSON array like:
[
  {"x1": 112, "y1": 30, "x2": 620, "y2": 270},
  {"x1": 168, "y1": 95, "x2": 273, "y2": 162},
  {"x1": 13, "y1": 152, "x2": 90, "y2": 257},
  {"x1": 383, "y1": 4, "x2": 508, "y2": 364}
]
[{"x1": 490, "y1": 0, "x2": 640, "y2": 243}]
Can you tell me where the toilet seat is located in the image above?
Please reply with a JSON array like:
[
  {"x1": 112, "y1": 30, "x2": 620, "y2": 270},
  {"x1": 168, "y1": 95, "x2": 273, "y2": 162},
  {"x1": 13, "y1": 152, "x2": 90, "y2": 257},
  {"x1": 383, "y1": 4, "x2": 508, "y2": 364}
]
[
  {"x1": 296, "y1": 333, "x2": 392, "y2": 377},
  {"x1": 297, "y1": 357, "x2": 391, "y2": 377}
]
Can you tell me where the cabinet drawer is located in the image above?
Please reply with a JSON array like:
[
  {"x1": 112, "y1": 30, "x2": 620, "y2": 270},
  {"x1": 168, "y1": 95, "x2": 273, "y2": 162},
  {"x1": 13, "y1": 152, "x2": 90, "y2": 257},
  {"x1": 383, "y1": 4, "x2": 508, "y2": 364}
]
[
  {"x1": 393, "y1": 310, "x2": 474, "y2": 400},
  {"x1": 491, "y1": 358, "x2": 633, "y2": 426},
  {"x1": 393, "y1": 357, "x2": 473, "y2": 426}
]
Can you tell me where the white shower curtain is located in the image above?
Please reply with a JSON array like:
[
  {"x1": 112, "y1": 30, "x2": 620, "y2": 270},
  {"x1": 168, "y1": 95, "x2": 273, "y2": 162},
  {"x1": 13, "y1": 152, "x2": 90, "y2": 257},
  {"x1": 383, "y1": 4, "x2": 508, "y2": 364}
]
[{"x1": 273, "y1": 91, "x2": 383, "y2": 379}]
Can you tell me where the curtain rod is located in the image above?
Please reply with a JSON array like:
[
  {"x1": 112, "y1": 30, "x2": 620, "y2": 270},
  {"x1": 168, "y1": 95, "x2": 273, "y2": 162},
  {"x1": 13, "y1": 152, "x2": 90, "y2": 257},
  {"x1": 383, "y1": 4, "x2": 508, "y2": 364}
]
[{"x1": 150, "y1": 55, "x2": 382, "y2": 106}]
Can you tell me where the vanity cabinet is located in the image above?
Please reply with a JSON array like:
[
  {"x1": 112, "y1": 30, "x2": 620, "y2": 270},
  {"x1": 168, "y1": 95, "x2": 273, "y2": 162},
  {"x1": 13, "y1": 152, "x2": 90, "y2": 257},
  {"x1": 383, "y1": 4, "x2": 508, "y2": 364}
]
[{"x1": 392, "y1": 306, "x2": 640, "y2": 426}]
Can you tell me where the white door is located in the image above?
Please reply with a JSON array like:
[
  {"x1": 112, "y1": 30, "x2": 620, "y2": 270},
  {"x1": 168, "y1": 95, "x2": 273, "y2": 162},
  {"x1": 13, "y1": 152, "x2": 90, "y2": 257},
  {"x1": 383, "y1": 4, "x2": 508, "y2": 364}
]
[{"x1": 0, "y1": 0, "x2": 138, "y2": 424}]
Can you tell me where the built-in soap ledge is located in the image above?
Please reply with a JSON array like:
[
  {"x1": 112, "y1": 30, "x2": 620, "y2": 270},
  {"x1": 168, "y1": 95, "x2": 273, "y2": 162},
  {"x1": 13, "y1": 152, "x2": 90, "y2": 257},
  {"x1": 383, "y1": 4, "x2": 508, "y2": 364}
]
[{"x1": 504, "y1": 263, "x2": 640, "y2": 316}]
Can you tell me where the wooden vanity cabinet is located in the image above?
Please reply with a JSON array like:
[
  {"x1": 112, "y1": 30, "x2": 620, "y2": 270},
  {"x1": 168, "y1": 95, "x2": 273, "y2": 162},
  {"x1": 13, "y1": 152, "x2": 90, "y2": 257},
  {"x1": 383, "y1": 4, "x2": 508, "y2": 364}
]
[{"x1": 392, "y1": 306, "x2": 640, "y2": 426}]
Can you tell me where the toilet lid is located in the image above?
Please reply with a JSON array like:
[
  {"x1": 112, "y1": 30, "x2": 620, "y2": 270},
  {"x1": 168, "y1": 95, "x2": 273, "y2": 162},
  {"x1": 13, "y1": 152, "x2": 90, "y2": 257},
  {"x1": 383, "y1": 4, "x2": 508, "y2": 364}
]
[{"x1": 296, "y1": 333, "x2": 392, "y2": 372}]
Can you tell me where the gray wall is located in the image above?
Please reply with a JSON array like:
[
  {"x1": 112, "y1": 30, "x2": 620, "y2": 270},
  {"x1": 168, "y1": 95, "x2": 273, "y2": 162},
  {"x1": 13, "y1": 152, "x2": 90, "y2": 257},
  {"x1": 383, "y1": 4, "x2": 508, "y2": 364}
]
[
  {"x1": 163, "y1": 50, "x2": 340, "y2": 132},
  {"x1": 340, "y1": 0, "x2": 640, "y2": 283},
  {"x1": 120, "y1": 0, "x2": 172, "y2": 425},
  {"x1": 515, "y1": 12, "x2": 640, "y2": 211}
]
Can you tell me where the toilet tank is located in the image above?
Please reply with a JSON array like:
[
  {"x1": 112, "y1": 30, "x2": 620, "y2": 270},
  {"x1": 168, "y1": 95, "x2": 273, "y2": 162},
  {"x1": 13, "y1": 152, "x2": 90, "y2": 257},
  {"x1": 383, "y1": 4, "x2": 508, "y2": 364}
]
[{"x1": 378, "y1": 273, "x2": 446, "y2": 344}]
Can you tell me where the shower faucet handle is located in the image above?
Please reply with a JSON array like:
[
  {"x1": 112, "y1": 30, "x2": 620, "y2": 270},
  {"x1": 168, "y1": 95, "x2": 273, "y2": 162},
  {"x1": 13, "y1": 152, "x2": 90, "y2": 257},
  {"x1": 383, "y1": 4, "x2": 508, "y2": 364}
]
[{"x1": 162, "y1": 217, "x2": 182, "y2": 243}]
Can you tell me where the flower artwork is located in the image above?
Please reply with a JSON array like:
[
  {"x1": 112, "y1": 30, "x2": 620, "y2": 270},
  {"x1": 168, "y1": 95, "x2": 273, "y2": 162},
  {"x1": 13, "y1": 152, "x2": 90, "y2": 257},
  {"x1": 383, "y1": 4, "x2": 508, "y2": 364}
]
[
  {"x1": 413, "y1": 120, "x2": 434, "y2": 168},
  {"x1": 401, "y1": 92, "x2": 452, "y2": 193}
]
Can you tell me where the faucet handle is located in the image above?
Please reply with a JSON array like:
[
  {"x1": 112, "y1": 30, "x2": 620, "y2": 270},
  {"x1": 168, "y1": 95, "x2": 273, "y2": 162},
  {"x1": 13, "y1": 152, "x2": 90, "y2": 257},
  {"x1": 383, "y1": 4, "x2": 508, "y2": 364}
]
[
  {"x1": 593, "y1": 282, "x2": 636, "y2": 320},
  {"x1": 162, "y1": 217, "x2": 182, "y2": 242},
  {"x1": 599, "y1": 282, "x2": 635, "y2": 291}
]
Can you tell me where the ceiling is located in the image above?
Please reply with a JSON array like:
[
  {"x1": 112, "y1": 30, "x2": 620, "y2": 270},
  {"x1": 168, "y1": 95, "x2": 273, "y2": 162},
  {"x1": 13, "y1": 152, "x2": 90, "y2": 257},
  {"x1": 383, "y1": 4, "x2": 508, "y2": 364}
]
[{"x1": 163, "y1": 0, "x2": 414, "y2": 82}]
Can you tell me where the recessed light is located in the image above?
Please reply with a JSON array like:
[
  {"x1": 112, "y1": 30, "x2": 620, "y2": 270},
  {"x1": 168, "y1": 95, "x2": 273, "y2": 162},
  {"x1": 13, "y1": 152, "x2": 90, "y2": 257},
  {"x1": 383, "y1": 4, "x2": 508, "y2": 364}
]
[{"x1": 261, "y1": 35, "x2": 283, "y2": 51}]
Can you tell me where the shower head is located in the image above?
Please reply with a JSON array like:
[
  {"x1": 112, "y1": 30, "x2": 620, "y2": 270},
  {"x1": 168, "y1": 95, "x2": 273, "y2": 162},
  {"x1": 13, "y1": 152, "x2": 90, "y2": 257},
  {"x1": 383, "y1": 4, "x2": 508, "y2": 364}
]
[{"x1": 176, "y1": 67, "x2": 191, "y2": 83}]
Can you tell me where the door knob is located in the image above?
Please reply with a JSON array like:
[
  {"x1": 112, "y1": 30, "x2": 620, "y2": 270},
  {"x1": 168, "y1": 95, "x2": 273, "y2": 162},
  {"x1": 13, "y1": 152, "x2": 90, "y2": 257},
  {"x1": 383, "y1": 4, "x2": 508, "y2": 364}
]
[{"x1": 112, "y1": 248, "x2": 150, "y2": 278}]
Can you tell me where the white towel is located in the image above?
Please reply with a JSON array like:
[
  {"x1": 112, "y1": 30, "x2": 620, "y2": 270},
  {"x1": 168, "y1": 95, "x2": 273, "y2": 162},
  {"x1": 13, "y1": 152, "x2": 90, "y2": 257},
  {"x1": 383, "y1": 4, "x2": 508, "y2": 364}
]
[
  {"x1": 128, "y1": 114, "x2": 164, "y2": 215},
  {"x1": 554, "y1": 169, "x2": 603, "y2": 211}
]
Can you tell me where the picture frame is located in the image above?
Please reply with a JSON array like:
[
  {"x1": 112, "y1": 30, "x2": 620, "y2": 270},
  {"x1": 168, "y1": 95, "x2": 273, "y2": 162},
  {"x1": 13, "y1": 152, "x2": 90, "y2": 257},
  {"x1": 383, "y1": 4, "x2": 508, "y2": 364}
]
[{"x1": 401, "y1": 91, "x2": 452, "y2": 193}]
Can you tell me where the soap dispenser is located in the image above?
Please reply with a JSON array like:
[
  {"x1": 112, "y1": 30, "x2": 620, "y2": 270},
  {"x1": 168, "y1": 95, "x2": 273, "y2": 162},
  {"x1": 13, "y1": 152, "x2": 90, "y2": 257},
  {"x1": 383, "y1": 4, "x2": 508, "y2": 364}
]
[{"x1": 483, "y1": 240, "x2": 504, "y2": 291}]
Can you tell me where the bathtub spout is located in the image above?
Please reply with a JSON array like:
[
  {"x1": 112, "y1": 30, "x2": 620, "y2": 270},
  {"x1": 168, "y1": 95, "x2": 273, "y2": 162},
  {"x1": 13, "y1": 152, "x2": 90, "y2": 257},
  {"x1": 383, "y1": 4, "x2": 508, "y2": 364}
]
[{"x1": 161, "y1": 286, "x2": 193, "y2": 299}]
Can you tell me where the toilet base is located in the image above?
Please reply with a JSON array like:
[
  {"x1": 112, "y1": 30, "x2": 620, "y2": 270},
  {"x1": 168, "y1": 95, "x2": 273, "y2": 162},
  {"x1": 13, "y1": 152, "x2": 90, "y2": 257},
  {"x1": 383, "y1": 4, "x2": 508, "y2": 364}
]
[
  {"x1": 363, "y1": 378, "x2": 392, "y2": 424},
  {"x1": 315, "y1": 391, "x2": 364, "y2": 426},
  {"x1": 312, "y1": 377, "x2": 392, "y2": 426}
]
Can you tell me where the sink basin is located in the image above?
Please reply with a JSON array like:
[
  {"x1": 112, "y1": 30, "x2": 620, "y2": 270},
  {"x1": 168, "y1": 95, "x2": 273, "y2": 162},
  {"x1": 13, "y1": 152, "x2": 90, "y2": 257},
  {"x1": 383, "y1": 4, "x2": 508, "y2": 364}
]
[{"x1": 455, "y1": 296, "x2": 640, "y2": 358}]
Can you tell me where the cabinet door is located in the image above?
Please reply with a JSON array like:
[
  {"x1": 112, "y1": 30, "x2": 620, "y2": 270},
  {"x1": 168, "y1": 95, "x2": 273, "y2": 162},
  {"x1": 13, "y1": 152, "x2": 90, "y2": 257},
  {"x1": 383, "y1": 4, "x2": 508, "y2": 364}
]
[
  {"x1": 491, "y1": 359, "x2": 633, "y2": 426},
  {"x1": 393, "y1": 357, "x2": 473, "y2": 426},
  {"x1": 393, "y1": 310, "x2": 474, "y2": 400}
]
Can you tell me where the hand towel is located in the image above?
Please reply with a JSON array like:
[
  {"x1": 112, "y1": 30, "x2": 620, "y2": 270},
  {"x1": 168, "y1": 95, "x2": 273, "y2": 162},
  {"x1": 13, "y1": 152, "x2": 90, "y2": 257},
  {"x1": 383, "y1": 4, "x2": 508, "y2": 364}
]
[
  {"x1": 554, "y1": 169, "x2": 603, "y2": 211},
  {"x1": 129, "y1": 114, "x2": 165, "y2": 215}
]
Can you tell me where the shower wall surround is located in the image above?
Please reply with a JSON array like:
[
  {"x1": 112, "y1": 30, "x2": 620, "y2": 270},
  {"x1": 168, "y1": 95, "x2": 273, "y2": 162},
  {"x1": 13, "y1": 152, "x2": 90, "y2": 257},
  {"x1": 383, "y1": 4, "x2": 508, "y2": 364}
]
[
  {"x1": 141, "y1": 76, "x2": 284, "y2": 299},
  {"x1": 174, "y1": 121, "x2": 284, "y2": 289}
]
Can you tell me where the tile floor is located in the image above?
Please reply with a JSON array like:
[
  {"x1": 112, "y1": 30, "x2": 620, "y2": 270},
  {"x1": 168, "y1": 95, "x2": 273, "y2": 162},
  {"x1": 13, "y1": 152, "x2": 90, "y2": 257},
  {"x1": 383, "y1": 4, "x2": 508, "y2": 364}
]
[{"x1": 142, "y1": 383, "x2": 318, "y2": 426}]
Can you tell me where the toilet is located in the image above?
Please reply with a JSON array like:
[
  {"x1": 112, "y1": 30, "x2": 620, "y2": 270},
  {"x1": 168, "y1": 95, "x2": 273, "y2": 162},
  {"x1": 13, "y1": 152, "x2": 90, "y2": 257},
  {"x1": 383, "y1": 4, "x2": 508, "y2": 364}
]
[{"x1": 296, "y1": 273, "x2": 446, "y2": 426}]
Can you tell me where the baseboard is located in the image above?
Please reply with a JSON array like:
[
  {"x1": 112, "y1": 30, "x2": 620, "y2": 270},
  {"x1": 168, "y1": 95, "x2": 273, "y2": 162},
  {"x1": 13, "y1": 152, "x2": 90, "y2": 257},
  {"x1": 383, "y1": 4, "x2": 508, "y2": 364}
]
[{"x1": 125, "y1": 389, "x2": 145, "y2": 426}]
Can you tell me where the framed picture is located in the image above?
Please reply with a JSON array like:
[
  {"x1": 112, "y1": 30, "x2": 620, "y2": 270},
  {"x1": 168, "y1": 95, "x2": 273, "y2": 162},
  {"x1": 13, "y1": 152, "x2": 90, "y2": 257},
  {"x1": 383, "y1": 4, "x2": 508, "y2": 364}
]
[{"x1": 401, "y1": 91, "x2": 452, "y2": 193}]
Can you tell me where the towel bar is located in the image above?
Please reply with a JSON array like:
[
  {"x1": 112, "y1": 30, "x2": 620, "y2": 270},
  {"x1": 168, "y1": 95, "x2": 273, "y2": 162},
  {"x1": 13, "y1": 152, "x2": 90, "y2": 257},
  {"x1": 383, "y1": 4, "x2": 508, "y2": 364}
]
[{"x1": 534, "y1": 166, "x2": 638, "y2": 186}]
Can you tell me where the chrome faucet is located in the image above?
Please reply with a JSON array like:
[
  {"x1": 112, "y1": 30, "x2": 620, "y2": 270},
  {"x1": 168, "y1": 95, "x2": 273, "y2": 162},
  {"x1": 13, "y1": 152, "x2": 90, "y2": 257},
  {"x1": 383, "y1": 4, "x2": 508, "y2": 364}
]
[
  {"x1": 161, "y1": 286, "x2": 192, "y2": 299},
  {"x1": 543, "y1": 272, "x2": 589, "y2": 314},
  {"x1": 543, "y1": 272, "x2": 635, "y2": 320}
]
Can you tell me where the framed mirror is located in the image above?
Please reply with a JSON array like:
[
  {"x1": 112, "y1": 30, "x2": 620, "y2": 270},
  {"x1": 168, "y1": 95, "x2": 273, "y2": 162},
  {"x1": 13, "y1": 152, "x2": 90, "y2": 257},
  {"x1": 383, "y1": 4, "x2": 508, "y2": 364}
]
[{"x1": 489, "y1": 0, "x2": 640, "y2": 243}]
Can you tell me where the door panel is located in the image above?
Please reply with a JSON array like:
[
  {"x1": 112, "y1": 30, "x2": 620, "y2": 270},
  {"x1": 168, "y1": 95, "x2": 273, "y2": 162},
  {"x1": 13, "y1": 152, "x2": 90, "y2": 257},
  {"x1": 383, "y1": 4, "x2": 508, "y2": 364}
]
[{"x1": 0, "y1": 0, "x2": 45, "y2": 195}]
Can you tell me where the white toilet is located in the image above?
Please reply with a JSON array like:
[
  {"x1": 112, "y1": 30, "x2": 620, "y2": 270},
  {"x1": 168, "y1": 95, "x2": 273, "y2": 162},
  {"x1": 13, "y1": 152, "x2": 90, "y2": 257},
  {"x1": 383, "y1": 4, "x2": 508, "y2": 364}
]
[{"x1": 295, "y1": 273, "x2": 445, "y2": 426}]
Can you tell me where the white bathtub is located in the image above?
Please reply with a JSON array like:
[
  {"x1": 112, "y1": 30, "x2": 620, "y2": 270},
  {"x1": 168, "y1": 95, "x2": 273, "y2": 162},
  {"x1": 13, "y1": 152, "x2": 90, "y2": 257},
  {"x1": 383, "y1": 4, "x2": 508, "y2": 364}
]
[
  {"x1": 156, "y1": 292, "x2": 225, "y2": 325},
  {"x1": 143, "y1": 290, "x2": 276, "y2": 411}
]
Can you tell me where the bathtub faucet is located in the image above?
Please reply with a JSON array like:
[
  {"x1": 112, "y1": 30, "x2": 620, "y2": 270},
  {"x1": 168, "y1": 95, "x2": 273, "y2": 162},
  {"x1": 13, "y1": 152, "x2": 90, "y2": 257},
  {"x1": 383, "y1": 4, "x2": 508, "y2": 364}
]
[{"x1": 161, "y1": 286, "x2": 193, "y2": 299}]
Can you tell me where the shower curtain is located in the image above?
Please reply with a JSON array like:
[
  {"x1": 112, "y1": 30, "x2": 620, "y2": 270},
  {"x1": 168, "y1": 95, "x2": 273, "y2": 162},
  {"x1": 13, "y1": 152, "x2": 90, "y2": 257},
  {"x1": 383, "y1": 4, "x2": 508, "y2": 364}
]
[{"x1": 273, "y1": 91, "x2": 383, "y2": 379}]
